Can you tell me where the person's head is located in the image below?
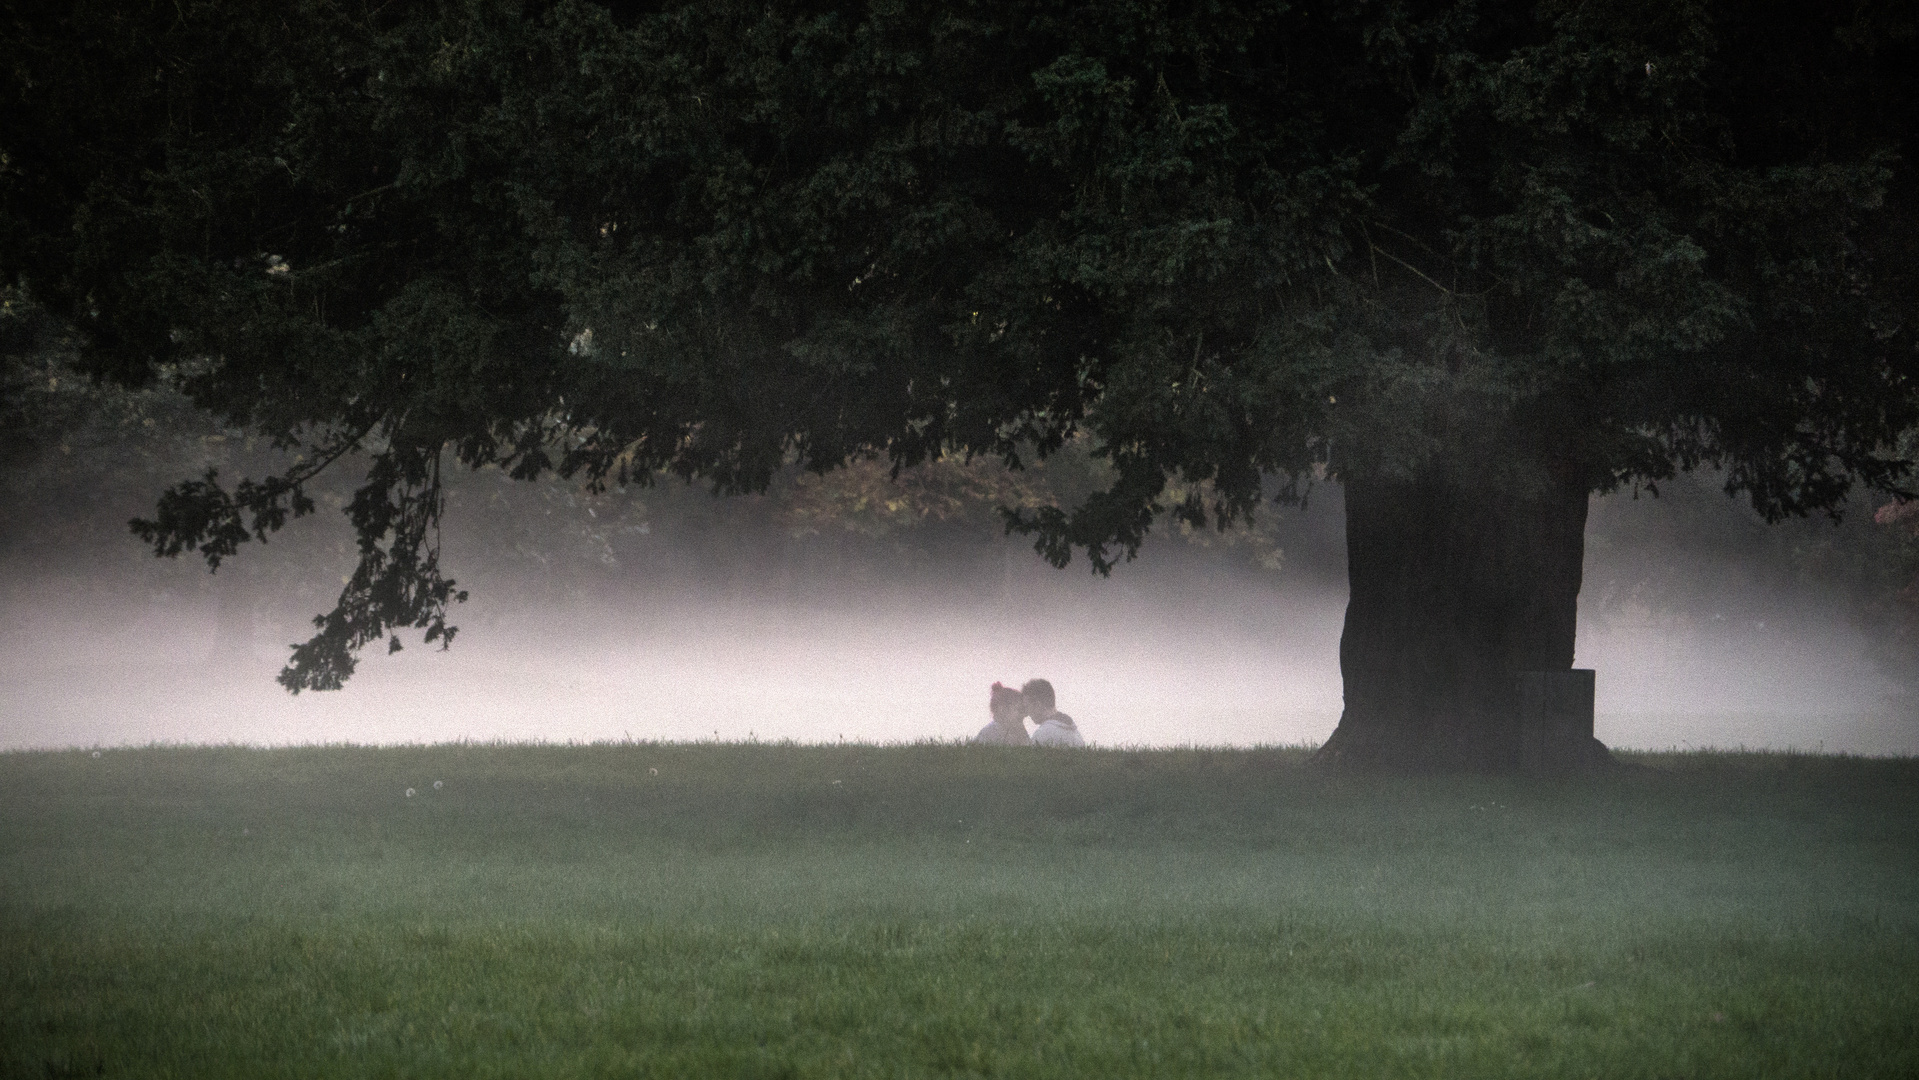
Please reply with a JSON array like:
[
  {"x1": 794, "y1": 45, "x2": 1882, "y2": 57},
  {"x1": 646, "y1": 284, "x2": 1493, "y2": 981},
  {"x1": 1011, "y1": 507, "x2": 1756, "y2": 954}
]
[
  {"x1": 989, "y1": 681, "x2": 1023, "y2": 725},
  {"x1": 1020, "y1": 679, "x2": 1056, "y2": 718}
]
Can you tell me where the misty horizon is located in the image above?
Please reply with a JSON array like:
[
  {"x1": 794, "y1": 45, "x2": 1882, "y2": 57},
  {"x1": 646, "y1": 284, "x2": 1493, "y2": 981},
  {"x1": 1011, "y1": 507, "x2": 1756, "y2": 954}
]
[{"x1": 3, "y1": 475, "x2": 1911, "y2": 755}]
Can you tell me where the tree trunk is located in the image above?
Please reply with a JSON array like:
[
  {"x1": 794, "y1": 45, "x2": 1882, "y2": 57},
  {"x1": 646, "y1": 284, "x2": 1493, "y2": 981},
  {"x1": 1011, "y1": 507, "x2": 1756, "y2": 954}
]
[{"x1": 1316, "y1": 470, "x2": 1615, "y2": 773}]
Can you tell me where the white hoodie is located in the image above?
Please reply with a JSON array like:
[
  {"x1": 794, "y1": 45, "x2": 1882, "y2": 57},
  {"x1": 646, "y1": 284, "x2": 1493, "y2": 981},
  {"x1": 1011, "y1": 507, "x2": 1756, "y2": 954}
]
[{"x1": 1031, "y1": 713, "x2": 1085, "y2": 748}]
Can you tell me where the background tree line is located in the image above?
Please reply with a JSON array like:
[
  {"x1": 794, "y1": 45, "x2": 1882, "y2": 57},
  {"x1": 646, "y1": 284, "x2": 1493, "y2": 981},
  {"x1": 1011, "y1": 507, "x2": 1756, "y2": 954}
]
[{"x1": 7, "y1": 283, "x2": 1914, "y2": 690}]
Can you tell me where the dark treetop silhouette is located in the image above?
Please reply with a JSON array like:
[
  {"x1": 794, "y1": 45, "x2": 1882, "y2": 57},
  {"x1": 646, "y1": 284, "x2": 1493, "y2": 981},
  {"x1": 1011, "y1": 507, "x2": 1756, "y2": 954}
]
[{"x1": 4, "y1": 0, "x2": 1915, "y2": 769}]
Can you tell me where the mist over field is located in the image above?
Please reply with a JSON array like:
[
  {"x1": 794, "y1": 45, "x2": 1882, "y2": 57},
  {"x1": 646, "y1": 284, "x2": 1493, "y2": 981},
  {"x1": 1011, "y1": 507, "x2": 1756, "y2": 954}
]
[{"x1": 1, "y1": 471, "x2": 1910, "y2": 754}]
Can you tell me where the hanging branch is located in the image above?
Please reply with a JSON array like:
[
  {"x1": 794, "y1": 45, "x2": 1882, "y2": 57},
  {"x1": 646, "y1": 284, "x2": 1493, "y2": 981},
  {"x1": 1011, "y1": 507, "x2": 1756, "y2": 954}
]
[
  {"x1": 129, "y1": 425, "x2": 369, "y2": 571},
  {"x1": 278, "y1": 446, "x2": 467, "y2": 693}
]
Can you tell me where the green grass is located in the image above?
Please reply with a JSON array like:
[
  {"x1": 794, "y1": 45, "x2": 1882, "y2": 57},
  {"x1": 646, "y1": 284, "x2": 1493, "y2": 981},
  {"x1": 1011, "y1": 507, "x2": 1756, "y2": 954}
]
[{"x1": 2, "y1": 743, "x2": 1916, "y2": 1079}]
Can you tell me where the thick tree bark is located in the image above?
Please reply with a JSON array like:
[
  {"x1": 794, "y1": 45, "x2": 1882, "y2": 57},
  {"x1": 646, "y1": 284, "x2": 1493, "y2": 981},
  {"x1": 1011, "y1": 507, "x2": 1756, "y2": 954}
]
[{"x1": 1316, "y1": 470, "x2": 1615, "y2": 772}]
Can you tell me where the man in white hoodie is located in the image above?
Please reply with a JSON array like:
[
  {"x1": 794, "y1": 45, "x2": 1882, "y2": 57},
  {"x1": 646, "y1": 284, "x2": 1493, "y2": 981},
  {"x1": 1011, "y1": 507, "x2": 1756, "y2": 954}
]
[{"x1": 1022, "y1": 679, "x2": 1085, "y2": 747}]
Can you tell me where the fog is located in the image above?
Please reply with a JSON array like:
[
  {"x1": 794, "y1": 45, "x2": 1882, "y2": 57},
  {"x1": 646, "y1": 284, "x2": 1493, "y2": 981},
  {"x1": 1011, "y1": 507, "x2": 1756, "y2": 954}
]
[
  {"x1": 1, "y1": 477, "x2": 1913, "y2": 754},
  {"x1": 0, "y1": 550, "x2": 1349, "y2": 750}
]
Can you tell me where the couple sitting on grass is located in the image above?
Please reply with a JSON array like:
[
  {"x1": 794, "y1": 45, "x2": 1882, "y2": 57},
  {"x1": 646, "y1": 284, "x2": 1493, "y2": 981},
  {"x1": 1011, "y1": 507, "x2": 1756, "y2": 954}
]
[{"x1": 974, "y1": 678, "x2": 1085, "y2": 748}]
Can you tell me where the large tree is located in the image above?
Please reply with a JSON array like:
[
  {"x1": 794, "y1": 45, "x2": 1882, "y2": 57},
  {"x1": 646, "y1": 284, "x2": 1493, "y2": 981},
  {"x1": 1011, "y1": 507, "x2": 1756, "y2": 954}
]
[{"x1": 5, "y1": 0, "x2": 1915, "y2": 768}]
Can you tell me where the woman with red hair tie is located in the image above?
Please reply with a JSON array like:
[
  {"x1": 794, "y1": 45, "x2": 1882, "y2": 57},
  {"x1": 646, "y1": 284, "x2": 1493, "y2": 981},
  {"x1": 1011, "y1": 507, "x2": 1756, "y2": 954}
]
[{"x1": 972, "y1": 682, "x2": 1031, "y2": 745}]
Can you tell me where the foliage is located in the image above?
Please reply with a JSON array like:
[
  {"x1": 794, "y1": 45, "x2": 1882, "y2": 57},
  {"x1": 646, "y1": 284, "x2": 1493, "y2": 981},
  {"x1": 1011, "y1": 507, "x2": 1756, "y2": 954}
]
[
  {"x1": 1579, "y1": 442, "x2": 1919, "y2": 692},
  {"x1": 3, "y1": 287, "x2": 1292, "y2": 607},
  {"x1": 4, "y1": 1, "x2": 1914, "y2": 688},
  {"x1": 0, "y1": 287, "x2": 250, "y2": 565},
  {"x1": 778, "y1": 447, "x2": 1072, "y2": 540},
  {"x1": 1866, "y1": 430, "x2": 1919, "y2": 680},
  {"x1": 773, "y1": 437, "x2": 1290, "y2": 568}
]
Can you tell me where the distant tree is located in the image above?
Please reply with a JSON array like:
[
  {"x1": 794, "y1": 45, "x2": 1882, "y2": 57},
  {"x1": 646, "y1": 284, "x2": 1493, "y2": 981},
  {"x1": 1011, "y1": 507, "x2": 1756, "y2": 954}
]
[
  {"x1": 0, "y1": 288, "x2": 240, "y2": 566},
  {"x1": 4, "y1": 1, "x2": 1915, "y2": 768}
]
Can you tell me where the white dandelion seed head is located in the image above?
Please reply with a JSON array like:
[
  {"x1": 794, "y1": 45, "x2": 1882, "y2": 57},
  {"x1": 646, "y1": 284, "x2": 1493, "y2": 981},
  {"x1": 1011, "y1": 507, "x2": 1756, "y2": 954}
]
[
  {"x1": 433, "y1": 780, "x2": 443, "y2": 790},
  {"x1": 649, "y1": 767, "x2": 659, "y2": 776},
  {"x1": 405, "y1": 788, "x2": 416, "y2": 798},
  {"x1": 91, "y1": 750, "x2": 101, "y2": 758}
]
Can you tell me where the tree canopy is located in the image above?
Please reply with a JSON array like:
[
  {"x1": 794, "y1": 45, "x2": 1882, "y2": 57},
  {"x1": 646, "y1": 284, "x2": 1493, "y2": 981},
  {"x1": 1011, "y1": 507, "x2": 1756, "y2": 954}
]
[{"x1": 4, "y1": 0, "x2": 1914, "y2": 696}]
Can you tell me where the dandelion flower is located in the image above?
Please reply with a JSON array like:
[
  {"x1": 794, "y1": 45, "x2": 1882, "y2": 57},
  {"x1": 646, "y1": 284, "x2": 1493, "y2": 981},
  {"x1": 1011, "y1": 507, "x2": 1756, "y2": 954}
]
[
  {"x1": 91, "y1": 750, "x2": 101, "y2": 759},
  {"x1": 406, "y1": 788, "x2": 416, "y2": 798},
  {"x1": 433, "y1": 780, "x2": 443, "y2": 790},
  {"x1": 649, "y1": 767, "x2": 659, "y2": 776}
]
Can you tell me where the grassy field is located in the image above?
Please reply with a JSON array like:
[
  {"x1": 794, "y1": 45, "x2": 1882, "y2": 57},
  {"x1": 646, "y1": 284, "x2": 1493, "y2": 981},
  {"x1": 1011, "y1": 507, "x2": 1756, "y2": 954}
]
[{"x1": 2, "y1": 743, "x2": 1916, "y2": 1079}]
